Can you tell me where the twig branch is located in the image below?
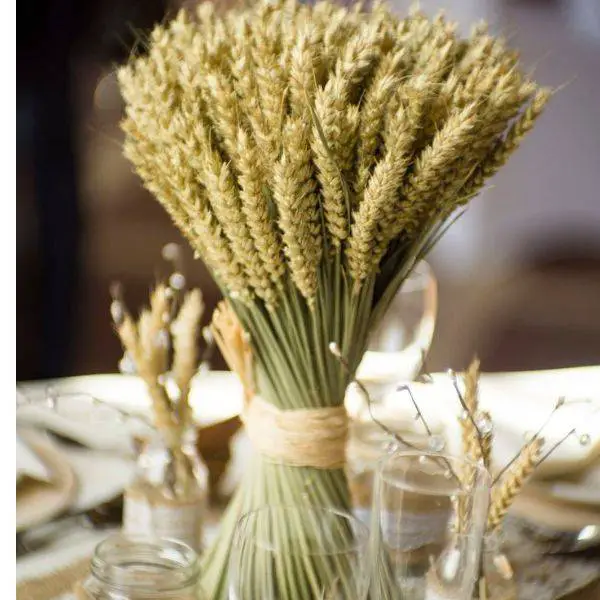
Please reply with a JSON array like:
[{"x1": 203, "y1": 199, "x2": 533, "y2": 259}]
[
  {"x1": 397, "y1": 384, "x2": 433, "y2": 437},
  {"x1": 535, "y1": 427, "x2": 576, "y2": 467},
  {"x1": 493, "y1": 396, "x2": 564, "y2": 485},
  {"x1": 329, "y1": 343, "x2": 463, "y2": 486}
]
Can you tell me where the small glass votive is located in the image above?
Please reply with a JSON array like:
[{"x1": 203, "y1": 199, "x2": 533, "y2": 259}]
[{"x1": 75, "y1": 534, "x2": 203, "y2": 600}]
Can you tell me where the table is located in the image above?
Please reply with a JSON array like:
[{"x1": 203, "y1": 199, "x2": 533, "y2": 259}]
[{"x1": 17, "y1": 369, "x2": 600, "y2": 599}]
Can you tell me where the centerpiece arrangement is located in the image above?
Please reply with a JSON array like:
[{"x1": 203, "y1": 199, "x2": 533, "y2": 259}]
[{"x1": 118, "y1": 0, "x2": 550, "y2": 596}]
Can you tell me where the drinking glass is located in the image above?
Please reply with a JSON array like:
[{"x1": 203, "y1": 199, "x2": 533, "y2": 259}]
[
  {"x1": 369, "y1": 451, "x2": 491, "y2": 600},
  {"x1": 354, "y1": 261, "x2": 437, "y2": 405},
  {"x1": 229, "y1": 506, "x2": 369, "y2": 600},
  {"x1": 346, "y1": 420, "x2": 429, "y2": 528}
]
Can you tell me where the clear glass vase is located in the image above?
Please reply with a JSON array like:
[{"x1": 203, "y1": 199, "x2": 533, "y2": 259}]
[
  {"x1": 473, "y1": 531, "x2": 517, "y2": 600},
  {"x1": 123, "y1": 427, "x2": 208, "y2": 552},
  {"x1": 76, "y1": 534, "x2": 203, "y2": 599},
  {"x1": 368, "y1": 450, "x2": 491, "y2": 600}
]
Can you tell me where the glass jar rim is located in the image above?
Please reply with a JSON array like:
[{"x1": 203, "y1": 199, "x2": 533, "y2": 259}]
[
  {"x1": 377, "y1": 449, "x2": 491, "y2": 495},
  {"x1": 232, "y1": 505, "x2": 369, "y2": 558},
  {"x1": 91, "y1": 534, "x2": 199, "y2": 591}
]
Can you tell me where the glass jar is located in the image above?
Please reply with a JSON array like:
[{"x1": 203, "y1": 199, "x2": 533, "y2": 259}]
[
  {"x1": 76, "y1": 534, "x2": 203, "y2": 600},
  {"x1": 123, "y1": 427, "x2": 208, "y2": 552}
]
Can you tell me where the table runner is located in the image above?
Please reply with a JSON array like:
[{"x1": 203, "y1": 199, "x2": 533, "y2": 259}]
[{"x1": 17, "y1": 558, "x2": 89, "y2": 600}]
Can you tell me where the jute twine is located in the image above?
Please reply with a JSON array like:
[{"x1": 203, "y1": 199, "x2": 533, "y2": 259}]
[
  {"x1": 242, "y1": 396, "x2": 348, "y2": 469},
  {"x1": 211, "y1": 301, "x2": 349, "y2": 470}
]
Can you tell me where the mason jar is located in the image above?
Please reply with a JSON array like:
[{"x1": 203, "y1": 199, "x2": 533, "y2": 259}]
[
  {"x1": 123, "y1": 426, "x2": 208, "y2": 552},
  {"x1": 75, "y1": 534, "x2": 203, "y2": 600}
]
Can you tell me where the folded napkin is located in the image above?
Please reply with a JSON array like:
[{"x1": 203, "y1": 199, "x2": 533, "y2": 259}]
[
  {"x1": 16, "y1": 394, "x2": 150, "y2": 455},
  {"x1": 17, "y1": 431, "x2": 52, "y2": 484},
  {"x1": 17, "y1": 372, "x2": 244, "y2": 450},
  {"x1": 16, "y1": 385, "x2": 139, "y2": 532}
]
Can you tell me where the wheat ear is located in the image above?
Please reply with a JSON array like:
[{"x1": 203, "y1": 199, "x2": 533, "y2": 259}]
[
  {"x1": 171, "y1": 289, "x2": 205, "y2": 430},
  {"x1": 488, "y1": 438, "x2": 543, "y2": 530}
]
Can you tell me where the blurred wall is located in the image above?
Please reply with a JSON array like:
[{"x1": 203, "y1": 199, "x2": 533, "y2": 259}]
[
  {"x1": 409, "y1": 0, "x2": 600, "y2": 370},
  {"x1": 17, "y1": 0, "x2": 600, "y2": 380}
]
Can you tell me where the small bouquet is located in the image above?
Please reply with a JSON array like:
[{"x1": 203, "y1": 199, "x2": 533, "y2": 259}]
[
  {"x1": 455, "y1": 360, "x2": 594, "y2": 600},
  {"x1": 111, "y1": 268, "x2": 209, "y2": 551}
]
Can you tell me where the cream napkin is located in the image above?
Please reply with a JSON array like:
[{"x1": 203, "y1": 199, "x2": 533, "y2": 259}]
[
  {"x1": 16, "y1": 431, "x2": 52, "y2": 484},
  {"x1": 16, "y1": 395, "x2": 149, "y2": 455},
  {"x1": 348, "y1": 367, "x2": 600, "y2": 482}
]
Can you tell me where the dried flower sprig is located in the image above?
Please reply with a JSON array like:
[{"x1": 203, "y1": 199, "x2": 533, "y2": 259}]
[
  {"x1": 110, "y1": 248, "x2": 212, "y2": 497},
  {"x1": 454, "y1": 358, "x2": 595, "y2": 535},
  {"x1": 171, "y1": 289, "x2": 205, "y2": 428},
  {"x1": 113, "y1": 287, "x2": 178, "y2": 441},
  {"x1": 110, "y1": 246, "x2": 210, "y2": 445}
]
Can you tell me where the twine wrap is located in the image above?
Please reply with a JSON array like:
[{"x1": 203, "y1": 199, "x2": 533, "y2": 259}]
[{"x1": 242, "y1": 396, "x2": 349, "y2": 469}]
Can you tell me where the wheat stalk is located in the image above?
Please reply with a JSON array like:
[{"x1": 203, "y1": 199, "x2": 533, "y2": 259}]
[
  {"x1": 488, "y1": 438, "x2": 542, "y2": 531},
  {"x1": 354, "y1": 62, "x2": 403, "y2": 195},
  {"x1": 348, "y1": 84, "x2": 425, "y2": 283},
  {"x1": 289, "y1": 24, "x2": 322, "y2": 117},
  {"x1": 311, "y1": 74, "x2": 357, "y2": 248},
  {"x1": 210, "y1": 300, "x2": 255, "y2": 401},
  {"x1": 273, "y1": 117, "x2": 323, "y2": 303},
  {"x1": 235, "y1": 128, "x2": 285, "y2": 303}
]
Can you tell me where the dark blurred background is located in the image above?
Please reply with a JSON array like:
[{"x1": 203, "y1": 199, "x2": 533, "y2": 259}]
[{"x1": 16, "y1": 0, "x2": 600, "y2": 381}]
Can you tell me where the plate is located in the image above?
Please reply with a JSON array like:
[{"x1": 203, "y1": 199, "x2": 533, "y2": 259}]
[
  {"x1": 17, "y1": 429, "x2": 78, "y2": 533},
  {"x1": 530, "y1": 464, "x2": 600, "y2": 508},
  {"x1": 512, "y1": 484, "x2": 600, "y2": 532}
]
